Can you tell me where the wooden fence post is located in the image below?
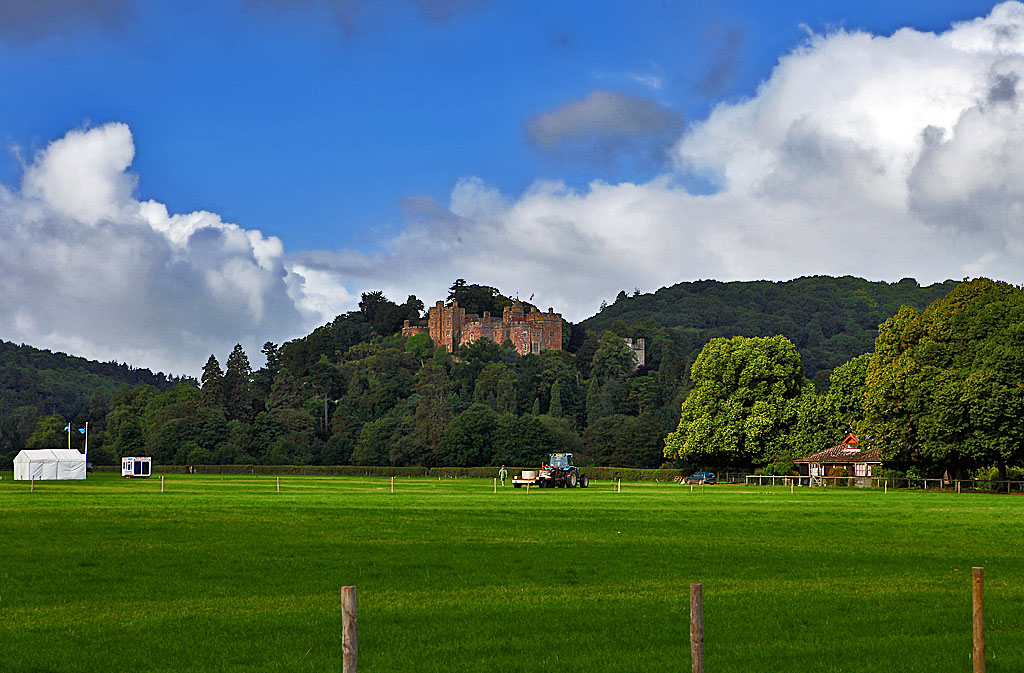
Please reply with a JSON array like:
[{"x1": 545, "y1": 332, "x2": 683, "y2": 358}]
[
  {"x1": 617, "y1": 478, "x2": 621, "y2": 493},
  {"x1": 161, "y1": 475, "x2": 164, "y2": 493},
  {"x1": 973, "y1": 567, "x2": 985, "y2": 673},
  {"x1": 342, "y1": 586, "x2": 358, "y2": 673},
  {"x1": 277, "y1": 476, "x2": 280, "y2": 493},
  {"x1": 690, "y1": 583, "x2": 704, "y2": 673},
  {"x1": 391, "y1": 476, "x2": 394, "y2": 494}
]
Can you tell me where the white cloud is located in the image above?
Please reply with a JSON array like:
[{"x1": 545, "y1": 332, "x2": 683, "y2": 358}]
[
  {"x1": 305, "y1": 1, "x2": 1024, "y2": 320},
  {"x1": 22, "y1": 123, "x2": 137, "y2": 226},
  {"x1": 0, "y1": 122, "x2": 308, "y2": 376}
]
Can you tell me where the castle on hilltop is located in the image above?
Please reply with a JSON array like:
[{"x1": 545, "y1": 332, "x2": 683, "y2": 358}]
[{"x1": 403, "y1": 300, "x2": 562, "y2": 355}]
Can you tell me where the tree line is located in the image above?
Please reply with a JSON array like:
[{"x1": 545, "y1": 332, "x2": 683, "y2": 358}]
[
  {"x1": 666, "y1": 278, "x2": 1024, "y2": 481},
  {"x1": 6, "y1": 281, "x2": 691, "y2": 470},
  {"x1": 9, "y1": 276, "x2": 1015, "y2": 481}
]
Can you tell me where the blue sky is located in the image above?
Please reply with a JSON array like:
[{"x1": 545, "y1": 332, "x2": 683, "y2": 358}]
[
  {"x1": 1, "y1": 0, "x2": 998, "y2": 250},
  {"x1": 1, "y1": 0, "x2": 1021, "y2": 374}
]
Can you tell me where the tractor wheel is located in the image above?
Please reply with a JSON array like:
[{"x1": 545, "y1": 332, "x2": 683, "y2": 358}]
[
  {"x1": 566, "y1": 471, "x2": 578, "y2": 488},
  {"x1": 580, "y1": 474, "x2": 589, "y2": 489}
]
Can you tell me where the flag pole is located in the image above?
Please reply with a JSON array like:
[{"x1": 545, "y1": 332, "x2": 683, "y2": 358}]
[
  {"x1": 83, "y1": 422, "x2": 88, "y2": 462},
  {"x1": 67, "y1": 423, "x2": 71, "y2": 450}
]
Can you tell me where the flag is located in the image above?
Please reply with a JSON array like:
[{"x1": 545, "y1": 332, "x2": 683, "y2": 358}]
[
  {"x1": 64, "y1": 423, "x2": 71, "y2": 432},
  {"x1": 529, "y1": 293, "x2": 534, "y2": 301},
  {"x1": 78, "y1": 427, "x2": 87, "y2": 434}
]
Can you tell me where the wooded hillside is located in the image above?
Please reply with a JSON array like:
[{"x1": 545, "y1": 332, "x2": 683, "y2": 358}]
[
  {"x1": 0, "y1": 340, "x2": 191, "y2": 462},
  {"x1": 0, "y1": 275, "x2": 958, "y2": 471},
  {"x1": 582, "y1": 276, "x2": 956, "y2": 390}
]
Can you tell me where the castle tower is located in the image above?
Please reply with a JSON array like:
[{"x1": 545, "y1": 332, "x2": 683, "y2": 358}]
[{"x1": 428, "y1": 300, "x2": 467, "y2": 352}]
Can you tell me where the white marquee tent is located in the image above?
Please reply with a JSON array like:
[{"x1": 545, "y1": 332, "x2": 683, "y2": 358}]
[{"x1": 14, "y1": 449, "x2": 87, "y2": 480}]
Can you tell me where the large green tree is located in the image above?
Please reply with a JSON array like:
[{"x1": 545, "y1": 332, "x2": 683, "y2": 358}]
[
  {"x1": 863, "y1": 278, "x2": 1024, "y2": 478},
  {"x1": 25, "y1": 414, "x2": 69, "y2": 449},
  {"x1": 664, "y1": 335, "x2": 809, "y2": 467},
  {"x1": 590, "y1": 331, "x2": 637, "y2": 384},
  {"x1": 788, "y1": 353, "x2": 871, "y2": 459}
]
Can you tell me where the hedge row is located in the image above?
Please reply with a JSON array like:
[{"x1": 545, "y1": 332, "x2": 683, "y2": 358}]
[{"x1": 94, "y1": 464, "x2": 691, "y2": 481}]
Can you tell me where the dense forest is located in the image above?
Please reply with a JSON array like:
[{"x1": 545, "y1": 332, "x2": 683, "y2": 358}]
[
  {"x1": 3, "y1": 282, "x2": 685, "y2": 471},
  {"x1": 584, "y1": 275, "x2": 956, "y2": 390},
  {"x1": 1, "y1": 275, "x2": 984, "y2": 476},
  {"x1": 0, "y1": 340, "x2": 191, "y2": 466}
]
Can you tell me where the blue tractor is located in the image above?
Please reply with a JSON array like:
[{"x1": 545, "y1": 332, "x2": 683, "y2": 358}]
[{"x1": 536, "y1": 452, "x2": 589, "y2": 489}]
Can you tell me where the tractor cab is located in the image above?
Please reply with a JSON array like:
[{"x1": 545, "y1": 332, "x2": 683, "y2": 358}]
[{"x1": 548, "y1": 453, "x2": 573, "y2": 470}]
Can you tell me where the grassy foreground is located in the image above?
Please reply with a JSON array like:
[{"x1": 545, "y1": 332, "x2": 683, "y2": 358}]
[{"x1": 1, "y1": 473, "x2": 1022, "y2": 672}]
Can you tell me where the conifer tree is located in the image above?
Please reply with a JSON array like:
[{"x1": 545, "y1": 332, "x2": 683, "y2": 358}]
[
  {"x1": 224, "y1": 344, "x2": 253, "y2": 422},
  {"x1": 200, "y1": 355, "x2": 225, "y2": 409}
]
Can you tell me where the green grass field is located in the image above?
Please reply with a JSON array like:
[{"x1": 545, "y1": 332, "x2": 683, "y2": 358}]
[{"x1": 2, "y1": 472, "x2": 1022, "y2": 672}]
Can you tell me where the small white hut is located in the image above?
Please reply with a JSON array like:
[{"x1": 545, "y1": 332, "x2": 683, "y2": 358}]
[
  {"x1": 14, "y1": 449, "x2": 87, "y2": 480},
  {"x1": 121, "y1": 456, "x2": 152, "y2": 478}
]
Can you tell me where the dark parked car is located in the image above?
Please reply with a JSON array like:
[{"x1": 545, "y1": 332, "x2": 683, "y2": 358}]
[{"x1": 684, "y1": 471, "x2": 716, "y2": 484}]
